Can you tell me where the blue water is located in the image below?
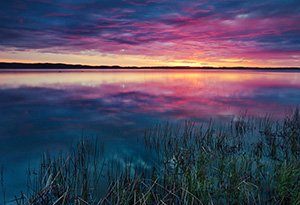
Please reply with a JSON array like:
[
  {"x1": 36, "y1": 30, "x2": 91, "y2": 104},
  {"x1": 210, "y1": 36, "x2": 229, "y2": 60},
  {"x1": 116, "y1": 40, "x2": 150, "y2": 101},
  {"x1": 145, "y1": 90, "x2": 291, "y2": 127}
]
[{"x1": 0, "y1": 69, "x2": 300, "y2": 201}]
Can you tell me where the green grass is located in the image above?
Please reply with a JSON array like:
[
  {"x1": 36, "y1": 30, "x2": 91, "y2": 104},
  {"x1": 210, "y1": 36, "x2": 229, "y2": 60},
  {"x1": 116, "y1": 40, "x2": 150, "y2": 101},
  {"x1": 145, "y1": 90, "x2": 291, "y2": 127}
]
[
  {"x1": 12, "y1": 137, "x2": 106, "y2": 204},
  {"x1": 3, "y1": 108, "x2": 300, "y2": 204}
]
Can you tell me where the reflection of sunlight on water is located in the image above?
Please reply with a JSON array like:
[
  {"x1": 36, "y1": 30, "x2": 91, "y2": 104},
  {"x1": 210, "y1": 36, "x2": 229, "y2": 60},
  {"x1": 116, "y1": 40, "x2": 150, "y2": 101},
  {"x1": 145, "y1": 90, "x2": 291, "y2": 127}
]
[
  {"x1": 0, "y1": 69, "x2": 167, "y2": 87},
  {"x1": 0, "y1": 69, "x2": 299, "y2": 88}
]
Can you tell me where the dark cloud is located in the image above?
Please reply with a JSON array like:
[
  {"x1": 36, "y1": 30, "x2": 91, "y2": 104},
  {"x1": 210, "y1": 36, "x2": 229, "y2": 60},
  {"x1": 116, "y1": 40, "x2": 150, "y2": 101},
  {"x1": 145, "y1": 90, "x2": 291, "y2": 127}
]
[{"x1": 0, "y1": 0, "x2": 299, "y2": 64}]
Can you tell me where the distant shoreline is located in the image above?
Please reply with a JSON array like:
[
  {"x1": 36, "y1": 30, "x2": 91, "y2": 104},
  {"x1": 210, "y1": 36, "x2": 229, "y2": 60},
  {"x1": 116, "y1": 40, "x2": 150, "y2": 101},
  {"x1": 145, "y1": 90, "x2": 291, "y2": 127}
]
[{"x1": 1, "y1": 62, "x2": 300, "y2": 70}]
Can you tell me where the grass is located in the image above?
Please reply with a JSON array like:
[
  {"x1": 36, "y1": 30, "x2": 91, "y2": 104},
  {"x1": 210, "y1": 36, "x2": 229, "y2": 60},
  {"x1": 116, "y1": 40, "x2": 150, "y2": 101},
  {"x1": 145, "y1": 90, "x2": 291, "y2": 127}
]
[
  {"x1": 2, "y1": 108, "x2": 300, "y2": 204},
  {"x1": 10, "y1": 137, "x2": 106, "y2": 204}
]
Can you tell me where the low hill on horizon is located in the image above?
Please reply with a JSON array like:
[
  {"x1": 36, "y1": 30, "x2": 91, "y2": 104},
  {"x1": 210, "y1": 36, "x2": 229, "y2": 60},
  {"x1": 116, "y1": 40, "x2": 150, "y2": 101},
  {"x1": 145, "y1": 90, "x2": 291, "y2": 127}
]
[{"x1": 0, "y1": 62, "x2": 299, "y2": 70}]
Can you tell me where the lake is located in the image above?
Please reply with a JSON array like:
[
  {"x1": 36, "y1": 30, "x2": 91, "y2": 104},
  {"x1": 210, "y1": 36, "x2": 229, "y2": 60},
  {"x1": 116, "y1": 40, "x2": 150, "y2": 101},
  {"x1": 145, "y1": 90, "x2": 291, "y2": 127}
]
[{"x1": 1, "y1": 69, "x2": 300, "y2": 200}]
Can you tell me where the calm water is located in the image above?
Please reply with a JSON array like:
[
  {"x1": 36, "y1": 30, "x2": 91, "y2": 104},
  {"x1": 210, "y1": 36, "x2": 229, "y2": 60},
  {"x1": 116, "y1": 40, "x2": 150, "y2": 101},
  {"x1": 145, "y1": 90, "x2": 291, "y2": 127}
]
[{"x1": 1, "y1": 69, "x2": 300, "y2": 200}]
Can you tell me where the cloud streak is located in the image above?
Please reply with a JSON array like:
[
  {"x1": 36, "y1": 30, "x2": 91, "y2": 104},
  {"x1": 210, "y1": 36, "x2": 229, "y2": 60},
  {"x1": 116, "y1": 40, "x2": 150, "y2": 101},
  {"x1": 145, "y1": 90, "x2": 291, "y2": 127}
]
[{"x1": 0, "y1": 0, "x2": 300, "y2": 66}]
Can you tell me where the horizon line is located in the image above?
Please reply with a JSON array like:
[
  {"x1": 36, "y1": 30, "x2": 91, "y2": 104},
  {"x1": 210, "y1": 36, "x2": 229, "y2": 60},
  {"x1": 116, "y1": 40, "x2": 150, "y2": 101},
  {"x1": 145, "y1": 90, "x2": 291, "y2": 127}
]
[{"x1": 1, "y1": 62, "x2": 300, "y2": 70}]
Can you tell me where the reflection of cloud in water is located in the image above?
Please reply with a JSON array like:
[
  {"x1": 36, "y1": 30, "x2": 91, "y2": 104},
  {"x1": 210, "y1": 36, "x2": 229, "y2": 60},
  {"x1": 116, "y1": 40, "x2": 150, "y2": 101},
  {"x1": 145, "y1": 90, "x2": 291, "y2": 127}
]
[{"x1": 1, "y1": 70, "x2": 300, "y2": 198}]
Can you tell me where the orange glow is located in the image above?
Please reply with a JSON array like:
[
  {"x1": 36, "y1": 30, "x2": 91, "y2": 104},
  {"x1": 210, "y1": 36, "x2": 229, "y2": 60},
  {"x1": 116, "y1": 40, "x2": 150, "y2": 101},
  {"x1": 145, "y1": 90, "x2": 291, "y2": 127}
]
[{"x1": 0, "y1": 49, "x2": 299, "y2": 68}]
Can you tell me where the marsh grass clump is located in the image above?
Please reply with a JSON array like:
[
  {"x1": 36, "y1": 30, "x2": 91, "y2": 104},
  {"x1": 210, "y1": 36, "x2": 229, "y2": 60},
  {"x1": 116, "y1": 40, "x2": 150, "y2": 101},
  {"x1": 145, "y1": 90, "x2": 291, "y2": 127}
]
[
  {"x1": 15, "y1": 137, "x2": 106, "y2": 204},
  {"x1": 138, "y1": 108, "x2": 300, "y2": 204},
  {"x1": 7, "y1": 108, "x2": 300, "y2": 204}
]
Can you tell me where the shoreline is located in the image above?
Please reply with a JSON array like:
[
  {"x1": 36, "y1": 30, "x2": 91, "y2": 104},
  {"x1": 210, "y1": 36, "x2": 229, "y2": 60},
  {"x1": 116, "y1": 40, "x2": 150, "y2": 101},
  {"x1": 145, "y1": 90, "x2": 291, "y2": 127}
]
[{"x1": 1, "y1": 62, "x2": 300, "y2": 70}]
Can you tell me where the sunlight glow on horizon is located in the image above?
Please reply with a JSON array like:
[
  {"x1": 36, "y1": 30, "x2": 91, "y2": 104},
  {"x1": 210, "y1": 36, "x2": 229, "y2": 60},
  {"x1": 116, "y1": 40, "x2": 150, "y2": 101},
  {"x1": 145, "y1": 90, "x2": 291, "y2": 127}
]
[{"x1": 1, "y1": 50, "x2": 298, "y2": 68}]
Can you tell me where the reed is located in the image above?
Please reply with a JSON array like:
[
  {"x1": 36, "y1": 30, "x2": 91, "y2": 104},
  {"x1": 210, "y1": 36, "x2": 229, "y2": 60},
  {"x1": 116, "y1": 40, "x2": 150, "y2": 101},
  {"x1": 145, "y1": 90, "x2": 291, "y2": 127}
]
[
  {"x1": 107, "y1": 108, "x2": 300, "y2": 204},
  {"x1": 11, "y1": 137, "x2": 106, "y2": 204},
  {"x1": 5, "y1": 108, "x2": 300, "y2": 204}
]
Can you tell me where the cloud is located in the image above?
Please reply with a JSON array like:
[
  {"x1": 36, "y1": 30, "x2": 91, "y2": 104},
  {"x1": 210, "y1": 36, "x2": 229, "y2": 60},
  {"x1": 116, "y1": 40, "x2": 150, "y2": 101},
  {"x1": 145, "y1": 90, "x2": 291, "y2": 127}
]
[{"x1": 0, "y1": 0, "x2": 300, "y2": 66}]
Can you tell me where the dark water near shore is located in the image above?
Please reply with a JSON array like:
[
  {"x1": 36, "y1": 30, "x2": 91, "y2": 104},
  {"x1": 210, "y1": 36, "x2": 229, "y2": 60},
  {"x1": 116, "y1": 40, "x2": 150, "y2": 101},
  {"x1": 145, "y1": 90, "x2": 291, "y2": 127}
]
[{"x1": 0, "y1": 69, "x2": 300, "y2": 200}]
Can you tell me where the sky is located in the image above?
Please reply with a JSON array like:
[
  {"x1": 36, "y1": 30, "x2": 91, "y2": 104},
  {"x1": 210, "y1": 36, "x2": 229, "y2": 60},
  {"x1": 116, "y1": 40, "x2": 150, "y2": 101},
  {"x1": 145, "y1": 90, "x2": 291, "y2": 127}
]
[{"x1": 0, "y1": 0, "x2": 300, "y2": 67}]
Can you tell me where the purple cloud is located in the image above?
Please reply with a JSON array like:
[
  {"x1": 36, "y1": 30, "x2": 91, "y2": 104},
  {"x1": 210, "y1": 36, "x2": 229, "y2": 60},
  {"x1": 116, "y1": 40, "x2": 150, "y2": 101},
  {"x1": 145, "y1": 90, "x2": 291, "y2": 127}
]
[{"x1": 0, "y1": 0, "x2": 300, "y2": 66}]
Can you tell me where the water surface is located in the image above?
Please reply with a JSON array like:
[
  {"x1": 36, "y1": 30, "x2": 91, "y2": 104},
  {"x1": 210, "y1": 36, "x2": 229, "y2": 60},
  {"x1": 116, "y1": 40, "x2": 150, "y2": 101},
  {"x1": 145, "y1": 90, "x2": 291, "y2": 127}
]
[{"x1": 0, "y1": 69, "x2": 300, "y2": 199}]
